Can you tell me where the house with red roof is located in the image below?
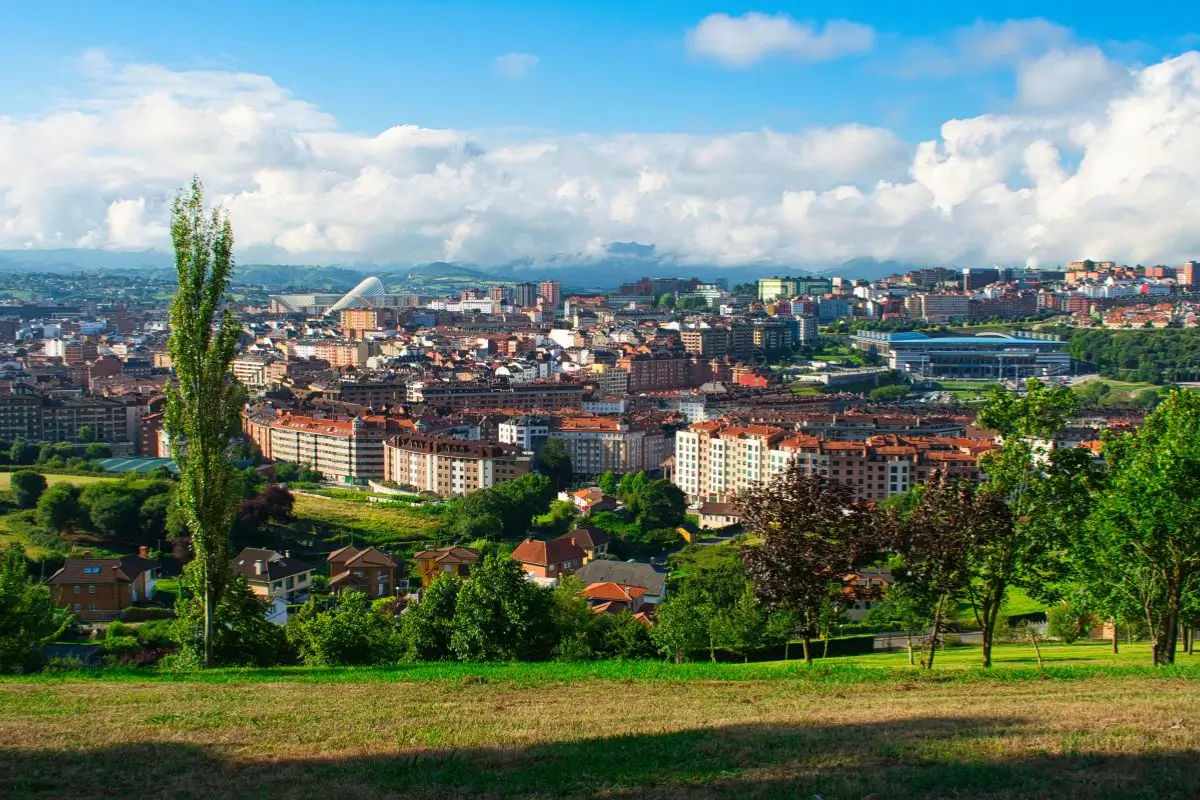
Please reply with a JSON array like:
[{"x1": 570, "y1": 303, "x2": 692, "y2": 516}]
[
  {"x1": 510, "y1": 535, "x2": 586, "y2": 582},
  {"x1": 578, "y1": 581, "x2": 647, "y2": 614}
]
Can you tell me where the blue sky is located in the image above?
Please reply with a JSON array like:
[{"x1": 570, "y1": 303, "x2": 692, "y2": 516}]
[
  {"x1": 1, "y1": 3, "x2": 1198, "y2": 268},
  {"x1": 1, "y1": 1, "x2": 1192, "y2": 140}
]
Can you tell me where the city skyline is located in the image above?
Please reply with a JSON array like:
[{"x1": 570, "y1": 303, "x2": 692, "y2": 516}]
[{"x1": 1, "y1": 3, "x2": 1198, "y2": 269}]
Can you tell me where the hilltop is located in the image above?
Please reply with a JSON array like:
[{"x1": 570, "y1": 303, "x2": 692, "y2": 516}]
[{"x1": 2, "y1": 651, "x2": 1198, "y2": 799}]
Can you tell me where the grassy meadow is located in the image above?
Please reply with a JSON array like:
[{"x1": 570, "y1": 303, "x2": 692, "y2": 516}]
[
  {"x1": 0, "y1": 472, "x2": 117, "y2": 490},
  {"x1": 3, "y1": 644, "x2": 1199, "y2": 799},
  {"x1": 288, "y1": 493, "x2": 447, "y2": 552}
]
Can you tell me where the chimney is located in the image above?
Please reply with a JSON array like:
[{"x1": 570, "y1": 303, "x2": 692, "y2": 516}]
[
  {"x1": 254, "y1": 560, "x2": 264, "y2": 576},
  {"x1": 138, "y1": 545, "x2": 149, "y2": 558}
]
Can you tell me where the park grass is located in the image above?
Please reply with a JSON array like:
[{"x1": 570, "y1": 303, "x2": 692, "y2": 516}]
[
  {"x1": 289, "y1": 493, "x2": 446, "y2": 551},
  {"x1": 789, "y1": 382, "x2": 825, "y2": 396},
  {"x1": 3, "y1": 647, "x2": 1200, "y2": 799},
  {"x1": 0, "y1": 472, "x2": 117, "y2": 490}
]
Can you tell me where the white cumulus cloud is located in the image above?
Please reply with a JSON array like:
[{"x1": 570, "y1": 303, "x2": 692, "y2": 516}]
[
  {"x1": 686, "y1": 12, "x2": 874, "y2": 67},
  {"x1": 493, "y1": 52, "x2": 539, "y2": 79},
  {"x1": 1, "y1": 51, "x2": 1200, "y2": 269}
]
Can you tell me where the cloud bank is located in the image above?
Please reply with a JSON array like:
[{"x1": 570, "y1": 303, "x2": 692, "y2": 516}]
[{"x1": 1, "y1": 49, "x2": 1199, "y2": 268}]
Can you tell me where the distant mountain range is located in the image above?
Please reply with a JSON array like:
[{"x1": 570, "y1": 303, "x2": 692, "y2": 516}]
[{"x1": 0, "y1": 248, "x2": 925, "y2": 291}]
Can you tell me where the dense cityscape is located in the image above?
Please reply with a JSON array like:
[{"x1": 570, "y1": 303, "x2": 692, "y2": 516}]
[{"x1": 4, "y1": 3, "x2": 1200, "y2": 798}]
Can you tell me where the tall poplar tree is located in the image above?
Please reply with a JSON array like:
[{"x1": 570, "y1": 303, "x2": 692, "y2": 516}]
[{"x1": 165, "y1": 177, "x2": 245, "y2": 667}]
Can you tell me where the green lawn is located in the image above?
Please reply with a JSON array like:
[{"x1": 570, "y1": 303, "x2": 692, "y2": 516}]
[
  {"x1": 3, "y1": 651, "x2": 1199, "y2": 799},
  {"x1": 834, "y1": 640, "x2": 1157, "y2": 670},
  {"x1": 0, "y1": 472, "x2": 117, "y2": 490}
]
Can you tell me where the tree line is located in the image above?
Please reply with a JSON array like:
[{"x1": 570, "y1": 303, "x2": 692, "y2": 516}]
[{"x1": 653, "y1": 379, "x2": 1199, "y2": 668}]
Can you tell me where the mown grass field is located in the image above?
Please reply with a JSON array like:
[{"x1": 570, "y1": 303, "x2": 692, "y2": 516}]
[{"x1": 2, "y1": 647, "x2": 1199, "y2": 799}]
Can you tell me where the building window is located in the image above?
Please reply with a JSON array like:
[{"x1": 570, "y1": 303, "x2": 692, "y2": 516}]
[
  {"x1": 73, "y1": 585, "x2": 80, "y2": 594},
  {"x1": 88, "y1": 603, "x2": 98, "y2": 612},
  {"x1": 88, "y1": 585, "x2": 95, "y2": 594}
]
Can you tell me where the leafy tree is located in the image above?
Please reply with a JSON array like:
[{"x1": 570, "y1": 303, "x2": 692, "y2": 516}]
[
  {"x1": 10, "y1": 470, "x2": 47, "y2": 509},
  {"x1": 597, "y1": 471, "x2": 618, "y2": 496},
  {"x1": 172, "y1": 564, "x2": 292, "y2": 668},
  {"x1": 618, "y1": 471, "x2": 648, "y2": 506},
  {"x1": 1047, "y1": 599, "x2": 1092, "y2": 644},
  {"x1": 164, "y1": 177, "x2": 246, "y2": 667},
  {"x1": 650, "y1": 583, "x2": 710, "y2": 663},
  {"x1": 258, "y1": 485, "x2": 295, "y2": 522},
  {"x1": 400, "y1": 574, "x2": 462, "y2": 661},
  {"x1": 83, "y1": 443, "x2": 112, "y2": 461},
  {"x1": 549, "y1": 574, "x2": 597, "y2": 660},
  {"x1": 450, "y1": 553, "x2": 555, "y2": 661},
  {"x1": 868, "y1": 384, "x2": 910, "y2": 402},
  {"x1": 657, "y1": 293, "x2": 675, "y2": 308},
  {"x1": 0, "y1": 544, "x2": 72, "y2": 673},
  {"x1": 1083, "y1": 389, "x2": 1200, "y2": 665},
  {"x1": 740, "y1": 464, "x2": 882, "y2": 664},
  {"x1": 9, "y1": 438, "x2": 37, "y2": 466},
  {"x1": 863, "y1": 583, "x2": 931, "y2": 666},
  {"x1": 286, "y1": 591, "x2": 402, "y2": 666},
  {"x1": 591, "y1": 611, "x2": 656, "y2": 659},
  {"x1": 79, "y1": 484, "x2": 141, "y2": 540},
  {"x1": 972, "y1": 378, "x2": 1079, "y2": 668},
  {"x1": 630, "y1": 479, "x2": 686, "y2": 531},
  {"x1": 139, "y1": 492, "x2": 171, "y2": 543},
  {"x1": 36, "y1": 484, "x2": 82, "y2": 533},
  {"x1": 76, "y1": 425, "x2": 97, "y2": 443},
  {"x1": 897, "y1": 474, "x2": 1013, "y2": 668},
  {"x1": 533, "y1": 499, "x2": 577, "y2": 537},
  {"x1": 537, "y1": 438, "x2": 573, "y2": 492},
  {"x1": 709, "y1": 584, "x2": 767, "y2": 662}
]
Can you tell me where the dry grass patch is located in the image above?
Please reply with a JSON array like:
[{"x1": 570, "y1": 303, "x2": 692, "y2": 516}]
[{"x1": 2, "y1": 672, "x2": 1199, "y2": 799}]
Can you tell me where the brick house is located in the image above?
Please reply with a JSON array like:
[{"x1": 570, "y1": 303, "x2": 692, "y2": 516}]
[
  {"x1": 46, "y1": 549, "x2": 158, "y2": 621},
  {"x1": 510, "y1": 535, "x2": 587, "y2": 582},
  {"x1": 413, "y1": 546, "x2": 480, "y2": 587},
  {"x1": 327, "y1": 545, "x2": 400, "y2": 598}
]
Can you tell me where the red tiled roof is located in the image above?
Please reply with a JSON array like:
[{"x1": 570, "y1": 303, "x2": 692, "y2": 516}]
[
  {"x1": 511, "y1": 537, "x2": 585, "y2": 567},
  {"x1": 579, "y1": 582, "x2": 646, "y2": 602}
]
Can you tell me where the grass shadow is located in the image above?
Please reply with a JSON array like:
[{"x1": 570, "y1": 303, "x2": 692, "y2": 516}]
[{"x1": 3, "y1": 713, "x2": 1198, "y2": 799}]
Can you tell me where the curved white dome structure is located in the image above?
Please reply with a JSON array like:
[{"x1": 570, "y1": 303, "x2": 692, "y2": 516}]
[{"x1": 327, "y1": 276, "x2": 385, "y2": 314}]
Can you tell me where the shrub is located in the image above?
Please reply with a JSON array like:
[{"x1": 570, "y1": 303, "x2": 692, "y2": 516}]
[{"x1": 121, "y1": 607, "x2": 174, "y2": 622}]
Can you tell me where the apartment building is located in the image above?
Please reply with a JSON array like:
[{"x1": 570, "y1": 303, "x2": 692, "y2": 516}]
[
  {"x1": 674, "y1": 421, "x2": 994, "y2": 504},
  {"x1": 407, "y1": 381, "x2": 583, "y2": 411},
  {"x1": 0, "y1": 384, "x2": 130, "y2": 442},
  {"x1": 551, "y1": 416, "x2": 670, "y2": 476},
  {"x1": 258, "y1": 412, "x2": 394, "y2": 482},
  {"x1": 497, "y1": 415, "x2": 550, "y2": 452},
  {"x1": 615, "y1": 351, "x2": 689, "y2": 393},
  {"x1": 539, "y1": 280, "x2": 562, "y2": 309},
  {"x1": 339, "y1": 307, "x2": 384, "y2": 340},
  {"x1": 904, "y1": 293, "x2": 971, "y2": 322},
  {"x1": 231, "y1": 355, "x2": 271, "y2": 390},
  {"x1": 382, "y1": 433, "x2": 532, "y2": 496}
]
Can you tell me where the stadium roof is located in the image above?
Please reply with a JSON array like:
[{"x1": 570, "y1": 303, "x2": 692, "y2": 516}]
[
  {"x1": 97, "y1": 457, "x2": 178, "y2": 474},
  {"x1": 327, "y1": 276, "x2": 385, "y2": 314}
]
